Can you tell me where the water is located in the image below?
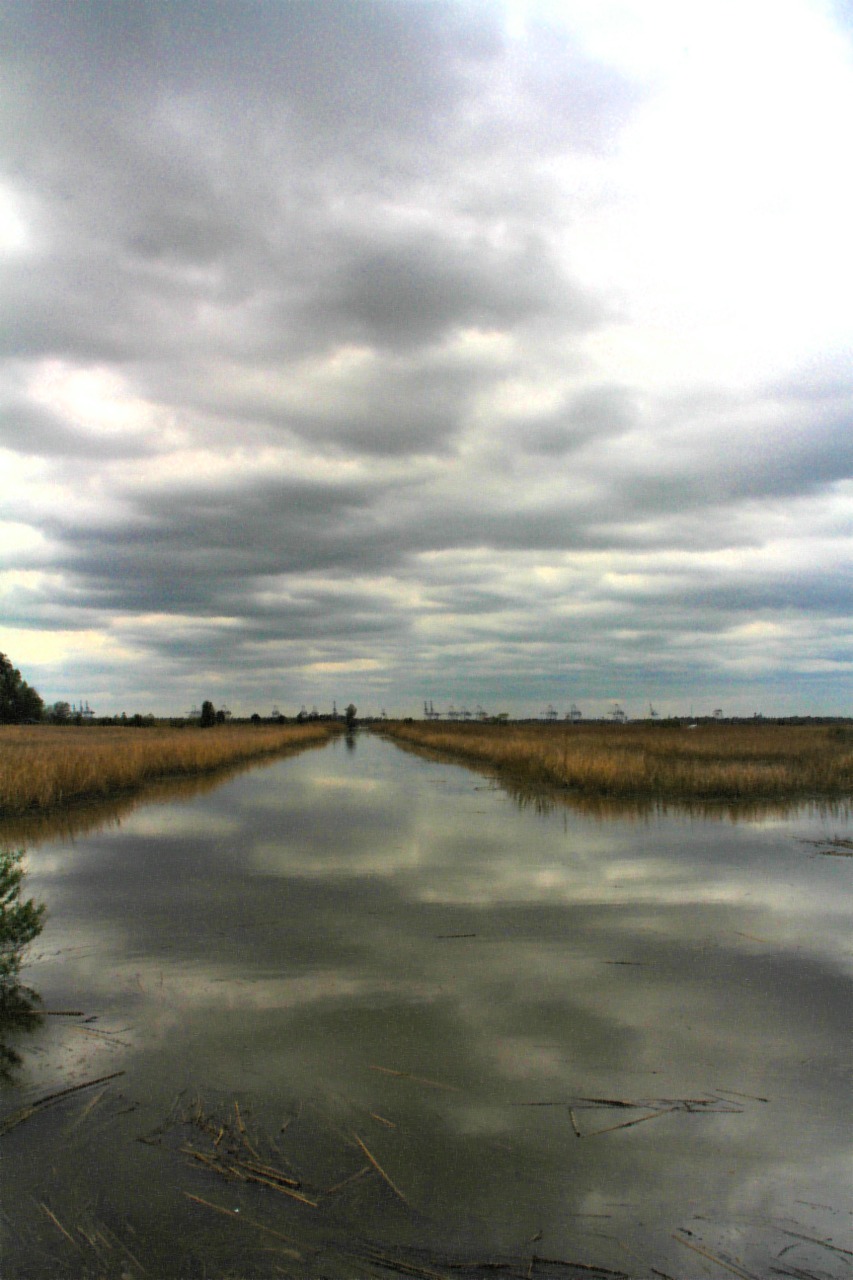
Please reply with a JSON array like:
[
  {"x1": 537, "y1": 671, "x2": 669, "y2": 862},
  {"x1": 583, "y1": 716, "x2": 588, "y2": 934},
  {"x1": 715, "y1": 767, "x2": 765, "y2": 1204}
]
[{"x1": 2, "y1": 732, "x2": 851, "y2": 1278}]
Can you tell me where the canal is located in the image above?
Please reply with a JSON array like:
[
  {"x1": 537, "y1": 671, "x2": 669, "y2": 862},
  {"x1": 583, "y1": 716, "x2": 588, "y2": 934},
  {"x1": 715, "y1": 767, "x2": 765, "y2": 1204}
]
[{"x1": 2, "y1": 731, "x2": 851, "y2": 1277}]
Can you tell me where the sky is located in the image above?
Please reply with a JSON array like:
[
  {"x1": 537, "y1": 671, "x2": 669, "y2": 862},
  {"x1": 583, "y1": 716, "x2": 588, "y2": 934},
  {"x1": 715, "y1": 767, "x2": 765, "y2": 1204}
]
[{"x1": 1, "y1": 0, "x2": 851, "y2": 720}]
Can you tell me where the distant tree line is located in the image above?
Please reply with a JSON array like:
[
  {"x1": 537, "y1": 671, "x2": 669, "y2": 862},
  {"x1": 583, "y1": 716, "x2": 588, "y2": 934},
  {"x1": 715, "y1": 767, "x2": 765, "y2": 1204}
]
[{"x1": 0, "y1": 657, "x2": 359, "y2": 728}]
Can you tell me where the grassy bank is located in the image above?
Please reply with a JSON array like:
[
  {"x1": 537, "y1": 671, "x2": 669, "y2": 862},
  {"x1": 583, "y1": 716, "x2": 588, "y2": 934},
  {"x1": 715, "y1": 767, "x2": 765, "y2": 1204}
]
[
  {"x1": 0, "y1": 722, "x2": 341, "y2": 816},
  {"x1": 377, "y1": 720, "x2": 853, "y2": 801}
]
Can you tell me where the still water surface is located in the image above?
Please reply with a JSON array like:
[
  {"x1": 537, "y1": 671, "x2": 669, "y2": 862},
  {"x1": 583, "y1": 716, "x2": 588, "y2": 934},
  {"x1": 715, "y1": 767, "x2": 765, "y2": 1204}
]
[{"x1": 2, "y1": 732, "x2": 851, "y2": 1277}]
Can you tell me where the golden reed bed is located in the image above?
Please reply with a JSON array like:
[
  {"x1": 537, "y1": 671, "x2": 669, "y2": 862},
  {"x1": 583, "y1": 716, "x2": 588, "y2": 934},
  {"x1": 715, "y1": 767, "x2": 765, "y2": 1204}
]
[
  {"x1": 378, "y1": 720, "x2": 853, "y2": 801},
  {"x1": 0, "y1": 722, "x2": 341, "y2": 816}
]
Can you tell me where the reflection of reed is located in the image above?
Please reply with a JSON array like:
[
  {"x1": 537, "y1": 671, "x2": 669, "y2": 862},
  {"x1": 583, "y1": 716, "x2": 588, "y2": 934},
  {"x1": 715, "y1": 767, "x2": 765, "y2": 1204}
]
[
  {"x1": 381, "y1": 731, "x2": 853, "y2": 822},
  {"x1": 501, "y1": 775, "x2": 852, "y2": 823},
  {"x1": 0, "y1": 727, "x2": 336, "y2": 847}
]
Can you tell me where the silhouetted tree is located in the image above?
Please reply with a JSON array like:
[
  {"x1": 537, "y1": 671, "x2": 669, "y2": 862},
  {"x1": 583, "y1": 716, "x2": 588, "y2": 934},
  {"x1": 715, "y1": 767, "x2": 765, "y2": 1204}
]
[
  {"x1": 0, "y1": 655, "x2": 43, "y2": 724},
  {"x1": 48, "y1": 701, "x2": 71, "y2": 724},
  {"x1": 200, "y1": 700, "x2": 216, "y2": 728},
  {"x1": 345, "y1": 703, "x2": 357, "y2": 729}
]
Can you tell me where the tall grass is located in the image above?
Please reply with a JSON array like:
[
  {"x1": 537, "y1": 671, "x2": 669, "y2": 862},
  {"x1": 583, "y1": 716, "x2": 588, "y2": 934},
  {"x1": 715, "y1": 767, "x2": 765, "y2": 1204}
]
[
  {"x1": 0, "y1": 722, "x2": 341, "y2": 816},
  {"x1": 377, "y1": 721, "x2": 853, "y2": 801}
]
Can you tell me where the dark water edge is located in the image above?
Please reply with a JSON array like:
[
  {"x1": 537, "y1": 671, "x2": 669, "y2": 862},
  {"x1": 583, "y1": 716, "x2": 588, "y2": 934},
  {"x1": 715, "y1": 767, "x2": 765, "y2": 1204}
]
[{"x1": 2, "y1": 732, "x2": 851, "y2": 1278}]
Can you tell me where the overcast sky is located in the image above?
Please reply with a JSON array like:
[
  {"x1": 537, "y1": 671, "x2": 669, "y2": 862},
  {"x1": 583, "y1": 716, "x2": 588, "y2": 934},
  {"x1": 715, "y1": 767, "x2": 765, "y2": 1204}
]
[{"x1": 2, "y1": 0, "x2": 851, "y2": 719}]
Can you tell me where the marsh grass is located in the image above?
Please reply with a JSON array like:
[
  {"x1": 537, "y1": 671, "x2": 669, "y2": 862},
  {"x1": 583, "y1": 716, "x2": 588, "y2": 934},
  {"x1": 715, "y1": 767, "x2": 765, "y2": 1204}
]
[
  {"x1": 0, "y1": 722, "x2": 341, "y2": 816},
  {"x1": 378, "y1": 720, "x2": 853, "y2": 802}
]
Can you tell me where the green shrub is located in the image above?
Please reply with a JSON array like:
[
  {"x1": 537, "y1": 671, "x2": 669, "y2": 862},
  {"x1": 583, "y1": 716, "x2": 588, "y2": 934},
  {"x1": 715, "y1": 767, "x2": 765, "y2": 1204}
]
[{"x1": 0, "y1": 849, "x2": 45, "y2": 988}]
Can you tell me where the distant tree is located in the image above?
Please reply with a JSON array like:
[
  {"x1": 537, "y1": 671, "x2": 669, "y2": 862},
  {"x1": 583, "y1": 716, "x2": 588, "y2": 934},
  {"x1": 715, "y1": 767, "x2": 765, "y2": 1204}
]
[
  {"x1": 345, "y1": 703, "x2": 357, "y2": 729},
  {"x1": 48, "y1": 701, "x2": 71, "y2": 724},
  {"x1": 215, "y1": 709, "x2": 227, "y2": 725},
  {"x1": 200, "y1": 700, "x2": 216, "y2": 728},
  {"x1": 0, "y1": 655, "x2": 44, "y2": 724},
  {"x1": 250, "y1": 713, "x2": 261, "y2": 725}
]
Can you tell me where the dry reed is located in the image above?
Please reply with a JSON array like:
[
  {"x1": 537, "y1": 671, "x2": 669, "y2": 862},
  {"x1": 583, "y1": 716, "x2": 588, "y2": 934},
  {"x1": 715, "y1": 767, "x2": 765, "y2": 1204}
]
[
  {"x1": 0, "y1": 722, "x2": 341, "y2": 816},
  {"x1": 377, "y1": 720, "x2": 853, "y2": 801}
]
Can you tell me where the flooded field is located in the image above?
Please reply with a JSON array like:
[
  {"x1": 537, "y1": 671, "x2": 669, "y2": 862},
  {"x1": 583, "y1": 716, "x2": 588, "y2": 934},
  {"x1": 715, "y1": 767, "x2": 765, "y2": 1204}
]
[{"x1": 2, "y1": 732, "x2": 851, "y2": 1278}]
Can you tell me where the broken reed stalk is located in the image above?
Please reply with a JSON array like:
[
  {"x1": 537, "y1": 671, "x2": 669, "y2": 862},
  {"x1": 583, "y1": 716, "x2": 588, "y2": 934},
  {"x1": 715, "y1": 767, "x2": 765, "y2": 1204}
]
[
  {"x1": 672, "y1": 1234, "x2": 759, "y2": 1280},
  {"x1": 183, "y1": 1193, "x2": 302, "y2": 1259},
  {"x1": 572, "y1": 1106, "x2": 677, "y2": 1138},
  {"x1": 529, "y1": 1258, "x2": 630, "y2": 1277},
  {"x1": 63, "y1": 1087, "x2": 108, "y2": 1135},
  {"x1": 325, "y1": 1164, "x2": 372, "y2": 1197},
  {"x1": 362, "y1": 1248, "x2": 450, "y2": 1279},
  {"x1": 0, "y1": 1070, "x2": 125, "y2": 1136},
  {"x1": 352, "y1": 1132, "x2": 409, "y2": 1206},
  {"x1": 369, "y1": 1065, "x2": 460, "y2": 1091},
  {"x1": 39, "y1": 1203, "x2": 78, "y2": 1250},
  {"x1": 227, "y1": 1169, "x2": 318, "y2": 1207},
  {"x1": 18, "y1": 1009, "x2": 84, "y2": 1017},
  {"x1": 181, "y1": 1143, "x2": 316, "y2": 1205},
  {"x1": 231, "y1": 1157, "x2": 301, "y2": 1188}
]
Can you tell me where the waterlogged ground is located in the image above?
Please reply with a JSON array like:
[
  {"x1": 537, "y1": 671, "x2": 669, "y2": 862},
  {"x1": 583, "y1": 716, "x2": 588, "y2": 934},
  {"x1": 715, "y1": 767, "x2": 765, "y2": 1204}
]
[{"x1": 1, "y1": 732, "x2": 851, "y2": 1279}]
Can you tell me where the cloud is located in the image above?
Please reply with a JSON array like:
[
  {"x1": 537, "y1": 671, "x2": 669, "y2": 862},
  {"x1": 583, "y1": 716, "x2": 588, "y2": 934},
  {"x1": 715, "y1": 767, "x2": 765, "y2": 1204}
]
[{"x1": 1, "y1": 0, "x2": 851, "y2": 714}]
